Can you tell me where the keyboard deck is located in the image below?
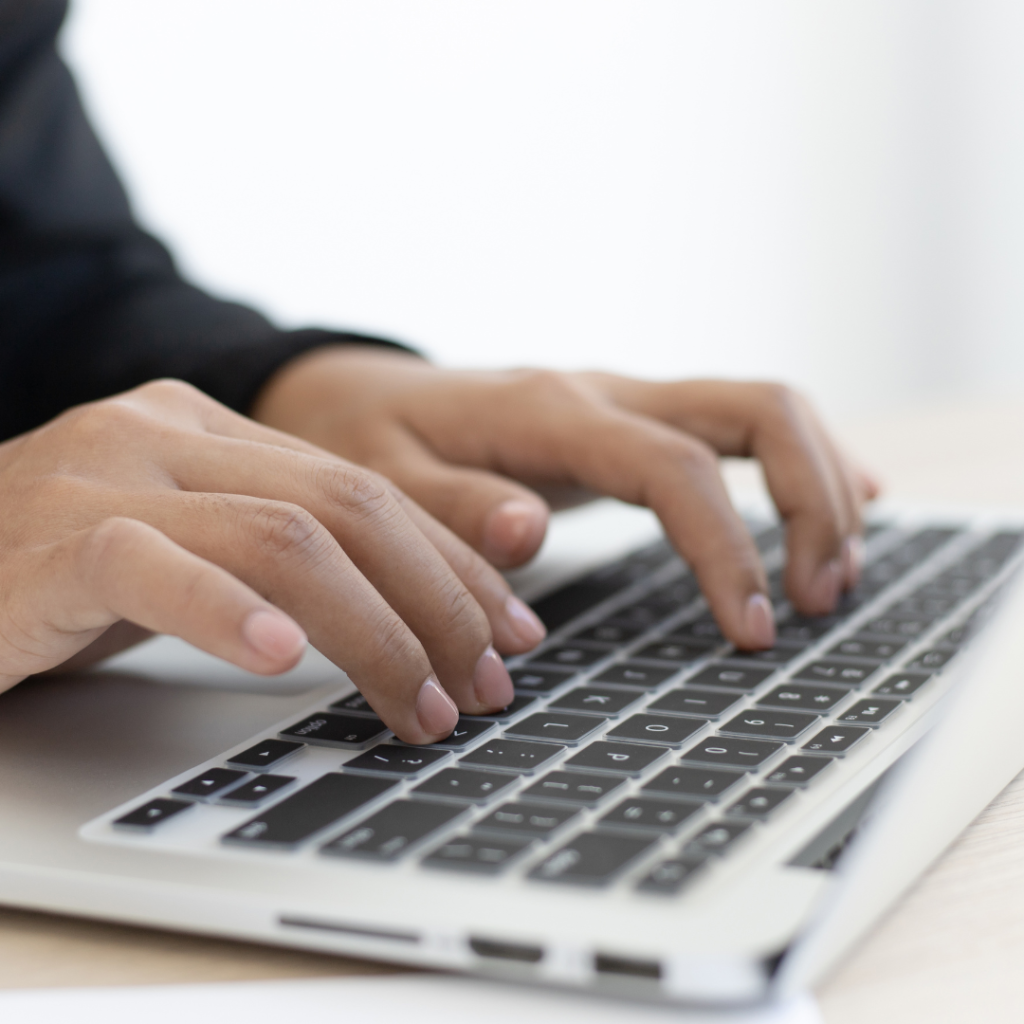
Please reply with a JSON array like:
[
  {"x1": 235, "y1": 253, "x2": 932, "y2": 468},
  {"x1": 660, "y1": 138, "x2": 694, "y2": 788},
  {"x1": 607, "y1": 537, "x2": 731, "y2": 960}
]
[{"x1": 83, "y1": 520, "x2": 1024, "y2": 896}]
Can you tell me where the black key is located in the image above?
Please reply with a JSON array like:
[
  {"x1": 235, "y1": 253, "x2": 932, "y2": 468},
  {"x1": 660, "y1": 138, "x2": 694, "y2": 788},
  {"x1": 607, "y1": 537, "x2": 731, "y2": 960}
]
[
  {"x1": 520, "y1": 770, "x2": 626, "y2": 805},
  {"x1": 422, "y1": 834, "x2": 533, "y2": 873},
  {"x1": 281, "y1": 713, "x2": 388, "y2": 750},
  {"x1": 600, "y1": 796, "x2": 701, "y2": 833},
  {"x1": 861, "y1": 616, "x2": 932, "y2": 638},
  {"x1": 792, "y1": 660, "x2": 877, "y2": 687},
  {"x1": 827, "y1": 636, "x2": 907, "y2": 661},
  {"x1": 648, "y1": 578, "x2": 701, "y2": 607},
  {"x1": 681, "y1": 736, "x2": 783, "y2": 769},
  {"x1": 889, "y1": 596, "x2": 959, "y2": 618},
  {"x1": 322, "y1": 800, "x2": 465, "y2": 860},
  {"x1": 685, "y1": 664, "x2": 776, "y2": 692},
  {"x1": 475, "y1": 695, "x2": 540, "y2": 721},
  {"x1": 802, "y1": 725, "x2": 869, "y2": 754},
  {"x1": 776, "y1": 615, "x2": 840, "y2": 642},
  {"x1": 667, "y1": 615, "x2": 725, "y2": 643},
  {"x1": 529, "y1": 832, "x2": 657, "y2": 886},
  {"x1": 636, "y1": 857, "x2": 704, "y2": 895},
  {"x1": 679, "y1": 821, "x2": 752, "y2": 861},
  {"x1": 504, "y1": 712, "x2": 606, "y2": 745},
  {"x1": 172, "y1": 767, "x2": 248, "y2": 801},
  {"x1": 562, "y1": 741, "x2": 667, "y2": 776},
  {"x1": 459, "y1": 739, "x2": 564, "y2": 774},
  {"x1": 530, "y1": 568, "x2": 637, "y2": 632},
  {"x1": 527, "y1": 645, "x2": 608, "y2": 669},
  {"x1": 571, "y1": 622, "x2": 644, "y2": 645},
  {"x1": 633, "y1": 640, "x2": 714, "y2": 664},
  {"x1": 114, "y1": 798, "x2": 191, "y2": 831},
  {"x1": 727, "y1": 787, "x2": 793, "y2": 819},
  {"x1": 329, "y1": 691, "x2": 377, "y2": 715},
  {"x1": 591, "y1": 662, "x2": 676, "y2": 690},
  {"x1": 723, "y1": 644, "x2": 807, "y2": 666},
  {"x1": 412, "y1": 768, "x2": 516, "y2": 804},
  {"x1": 218, "y1": 774, "x2": 296, "y2": 805},
  {"x1": 938, "y1": 624, "x2": 970, "y2": 647},
  {"x1": 642, "y1": 765, "x2": 744, "y2": 801},
  {"x1": 223, "y1": 773, "x2": 396, "y2": 848},
  {"x1": 873, "y1": 671, "x2": 933, "y2": 698},
  {"x1": 720, "y1": 709, "x2": 819, "y2": 741},
  {"x1": 509, "y1": 667, "x2": 575, "y2": 694},
  {"x1": 836, "y1": 698, "x2": 901, "y2": 726},
  {"x1": 344, "y1": 745, "x2": 450, "y2": 776},
  {"x1": 606, "y1": 714, "x2": 703, "y2": 747},
  {"x1": 227, "y1": 738, "x2": 303, "y2": 771},
  {"x1": 474, "y1": 801, "x2": 580, "y2": 838},
  {"x1": 906, "y1": 648, "x2": 956, "y2": 672},
  {"x1": 604, "y1": 601, "x2": 674, "y2": 630},
  {"x1": 759, "y1": 683, "x2": 846, "y2": 712},
  {"x1": 429, "y1": 717, "x2": 497, "y2": 750},
  {"x1": 548, "y1": 686, "x2": 642, "y2": 716},
  {"x1": 647, "y1": 687, "x2": 742, "y2": 718},
  {"x1": 765, "y1": 756, "x2": 832, "y2": 786}
]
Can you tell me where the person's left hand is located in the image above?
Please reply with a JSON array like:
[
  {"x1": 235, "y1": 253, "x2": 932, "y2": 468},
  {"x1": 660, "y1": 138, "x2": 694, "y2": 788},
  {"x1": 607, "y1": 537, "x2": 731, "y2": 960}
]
[{"x1": 252, "y1": 346, "x2": 879, "y2": 652}]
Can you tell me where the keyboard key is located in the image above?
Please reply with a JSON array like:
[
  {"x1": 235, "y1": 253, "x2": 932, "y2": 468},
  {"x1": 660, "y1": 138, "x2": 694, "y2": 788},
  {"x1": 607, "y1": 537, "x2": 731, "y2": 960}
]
[
  {"x1": 776, "y1": 615, "x2": 841, "y2": 642},
  {"x1": 412, "y1": 768, "x2": 517, "y2": 804},
  {"x1": 172, "y1": 767, "x2": 247, "y2": 801},
  {"x1": 549, "y1": 685, "x2": 643, "y2": 716},
  {"x1": 606, "y1": 714, "x2": 704, "y2": 747},
  {"x1": 681, "y1": 736, "x2": 783, "y2": 769},
  {"x1": 723, "y1": 643, "x2": 807, "y2": 666},
  {"x1": 667, "y1": 615, "x2": 725, "y2": 643},
  {"x1": 520, "y1": 770, "x2": 626, "y2": 805},
  {"x1": 938, "y1": 624, "x2": 970, "y2": 647},
  {"x1": 322, "y1": 800, "x2": 465, "y2": 860},
  {"x1": 632, "y1": 640, "x2": 714, "y2": 664},
  {"x1": 600, "y1": 796, "x2": 701, "y2": 833},
  {"x1": 428, "y1": 717, "x2": 497, "y2": 749},
  {"x1": 720, "y1": 709, "x2": 819, "y2": 741},
  {"x1": 423, "y1": 834, "x2": 533, "y2": 873},
  {"x1": 530, "y1": 565, "x2": 640, "y2": 632},
  {"x1": 906, "y1": 649, "x2": 956, "y2": 672},
  {"x1": 591, "y1": 662, "x2": 676, "y2": 689},
  {"x1": 726, "y1": 787, "x2": 793, "y2": 819},
  {"x1": 636, "y1": 857, "x2": 704, "y2": 895},
  {"x1": 504, "y1": 712, "x2": 607, "y2": 745},
  {"x1": 562, "y1": 741, "x2": 667, "y2": 776},
  {"x1": 802, "y1": 725, "x2": 869, "y2": 754},
  {"x1": 530, "y1": 832, "x2": 658, "y2": 886},
  {"x1": 791, "y1": 661, "x2": 877, "y2": 687},
  {"x1": 684, "y1": 664, "x2": 776, "y2": 692},
  {"x1": 642, "y1": 765, "x2": 744, "y2": 801},
  {"x1": 218, "y1": 774, "x2": 296, "y2": 805},
  {"x1": 765, "y1": 756, "x2": 832, "y2": 786},
  {"x1": 827, "y1": 636, "x2": 907, "y2": 661},
  {"x1": 509, "y1": 668, "x2": 575, "y2": 694},
  {"x1": 758, "y1": 683, "x2": 846, "y2": 712},
  {"x1": 473, "y1": 801, "x2": 580, "y2": 838},
  {"x1": 114, "y1": 798, "x2": 191, "y2": 831},
  {"x1": 647, "y1": 687, "x2": 742, "y2": 718},
  {"x1": 223, "y1": 773, "x2": 396, "y2": 848},
  {"x1": 475, "y1": 695, "x2": 540, "y2": 721},
  {"x1": 873, "y1": 671, "x2": 934, "y2": 698},
  {"x1": 459, "y1": 739, "x2": 564, "y2": 774},
  {"x1": 344, "y1": 745, "x2": 450, "y2": 776},
  {"x1": 227, "y1": 738, "x2": 303, "y2": 771},
  {"x1": 836, "y1": 698, "x2": 901, "y2": 726},
  {"x1": 861, "y1": 616, "x2": 932, "y2": 638},
  {"x1": 888, "y1": 596, "x2": 959, "y2": 618},
  {"x1": 571, "y1": 622, "x2": 644, "y2": 645},
  {"x1": 281, "y1": 713, "x2": 388, "y2": 750},
  {"x1": 679, "y1": 820, "x2": 752, "y2": 861},
  {"x1": 329, "y1": 691, "x2": 377, "y2": 715},
  {"x1": 527, "y1": 645, "x2": 608, "y2": 669},
  {"x1": 604, "y1": 601, "x2": 675, "y2": 630}
]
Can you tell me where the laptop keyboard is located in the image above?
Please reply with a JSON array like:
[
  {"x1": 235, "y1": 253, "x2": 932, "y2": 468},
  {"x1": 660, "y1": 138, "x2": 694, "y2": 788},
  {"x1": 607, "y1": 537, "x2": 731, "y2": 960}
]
[{"x1": 96, "y1": 521, "x2": 1024, "y2": 895}]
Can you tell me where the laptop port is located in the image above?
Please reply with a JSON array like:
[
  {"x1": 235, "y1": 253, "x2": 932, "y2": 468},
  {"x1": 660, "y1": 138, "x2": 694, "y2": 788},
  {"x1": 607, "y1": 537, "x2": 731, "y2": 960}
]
[
  {"x1": 469, "y1": 937, "x2": 544, "y2": 963},
  {"x1": 593, "y1": 953, "x2": 662, "y2": 980}
]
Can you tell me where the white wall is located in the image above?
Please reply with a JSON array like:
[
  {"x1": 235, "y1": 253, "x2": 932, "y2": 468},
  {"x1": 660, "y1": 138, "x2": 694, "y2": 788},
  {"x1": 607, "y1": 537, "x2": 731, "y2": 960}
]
[{"x1": 61, "y1": 1, "x2": 1024, "y2": 417}]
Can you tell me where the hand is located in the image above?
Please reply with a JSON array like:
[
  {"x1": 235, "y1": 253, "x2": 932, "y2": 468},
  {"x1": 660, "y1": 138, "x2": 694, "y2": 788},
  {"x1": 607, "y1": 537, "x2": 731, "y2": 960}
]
[
  {"x1": 0, "y1": 380, "x2": 546, "y2": 743},
  {"x1": 253, "y1": 348, "x2": 880, "y2": 649}
]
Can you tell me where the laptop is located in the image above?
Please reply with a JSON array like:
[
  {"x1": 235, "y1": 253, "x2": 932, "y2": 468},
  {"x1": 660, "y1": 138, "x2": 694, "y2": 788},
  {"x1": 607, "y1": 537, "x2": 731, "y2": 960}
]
[{"x1": 1, "y1": 497, "x2": 1021, "y2": 1007}]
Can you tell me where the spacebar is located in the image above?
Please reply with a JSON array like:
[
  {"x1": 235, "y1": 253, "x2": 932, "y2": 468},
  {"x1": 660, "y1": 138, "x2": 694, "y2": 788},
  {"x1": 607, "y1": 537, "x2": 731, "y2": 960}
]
[{"x1": 222, "y1": 773, "x2": 397, "y2": 848}]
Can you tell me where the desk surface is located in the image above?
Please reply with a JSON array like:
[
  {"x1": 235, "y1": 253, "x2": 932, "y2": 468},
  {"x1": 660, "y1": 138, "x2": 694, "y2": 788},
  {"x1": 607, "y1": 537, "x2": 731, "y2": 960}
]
[{"x1": 3, "y1": 394, "x2": 1023, "y2": 1022}]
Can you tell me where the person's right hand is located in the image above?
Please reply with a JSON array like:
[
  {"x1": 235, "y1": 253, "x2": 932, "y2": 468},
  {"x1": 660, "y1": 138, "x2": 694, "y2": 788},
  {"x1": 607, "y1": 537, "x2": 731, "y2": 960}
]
[{"x1": 0, "y1": 380, "x2": 547, "y2": 744}]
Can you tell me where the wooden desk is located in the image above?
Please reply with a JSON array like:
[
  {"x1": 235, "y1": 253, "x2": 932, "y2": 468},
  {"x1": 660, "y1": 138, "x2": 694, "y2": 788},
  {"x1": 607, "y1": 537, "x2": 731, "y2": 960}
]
[{"x1": 2, "y1": 395, "x2": 1022, "y2": 1021}]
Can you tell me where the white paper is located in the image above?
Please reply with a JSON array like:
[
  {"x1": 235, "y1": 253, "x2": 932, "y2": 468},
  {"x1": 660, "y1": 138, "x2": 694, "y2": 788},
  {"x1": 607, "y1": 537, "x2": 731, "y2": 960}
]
[{"x1": 0, "y1": 973, "x2": 821, "y2": 1024}]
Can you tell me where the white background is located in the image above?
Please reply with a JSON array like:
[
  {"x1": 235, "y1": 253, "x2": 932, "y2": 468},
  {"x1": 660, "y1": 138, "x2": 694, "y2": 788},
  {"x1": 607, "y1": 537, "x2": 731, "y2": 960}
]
[{"x1": 61, "y1": 1, "x2": 1024, "y2": 418}]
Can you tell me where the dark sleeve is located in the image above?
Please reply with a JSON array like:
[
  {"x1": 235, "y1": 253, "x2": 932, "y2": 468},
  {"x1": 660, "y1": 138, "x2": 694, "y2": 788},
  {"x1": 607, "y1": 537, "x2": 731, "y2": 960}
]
[{"x1": 0, "y1": 0, "x2": 414, "y2": 442}]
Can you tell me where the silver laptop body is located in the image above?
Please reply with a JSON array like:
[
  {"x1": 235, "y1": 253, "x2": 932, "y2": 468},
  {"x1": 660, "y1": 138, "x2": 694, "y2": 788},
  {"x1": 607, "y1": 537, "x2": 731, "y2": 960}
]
[{"x1": 0, "y1": 499, "x2": 1020, "y2": 1007}]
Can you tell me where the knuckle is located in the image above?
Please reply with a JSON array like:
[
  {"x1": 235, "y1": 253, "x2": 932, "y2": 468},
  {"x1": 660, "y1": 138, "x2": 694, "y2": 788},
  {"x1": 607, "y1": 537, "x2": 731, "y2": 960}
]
[
  {"x1": 317, "y1": 463, "x2": 397, "y2": 524},
  {"x1": 756, "y1": 381, "x2": 806, "y2": 426},
  {"x1": 432, "y1": 573, "x2": 489, "y2": 642},
  {"x1": 76, "y1": 517, "x2": 151, "y2": 585},
  {"x1": 245, "y1": 501, "x2": 331, "y2": 564},
  {"x1": 132, "y1": 378, "x2": 205, "y2": 404},
  {"x1": 511, "y1": 368, "x2": 587, "y2": 406},
  {"x1": 666, "y1": 434, "x2": 718, "y2": 475}
]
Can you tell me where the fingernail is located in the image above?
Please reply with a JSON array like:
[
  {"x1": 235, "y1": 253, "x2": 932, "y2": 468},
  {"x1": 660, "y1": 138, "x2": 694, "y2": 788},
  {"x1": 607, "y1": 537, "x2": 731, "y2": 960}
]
[
  {"x1": 505, "y1": 595, "x2": 546, "y2": 647},
  {"x1": 808, "y1": 559, "x2": 843, "y2": 612},
  {"x1": 473, "y1": 645, "x2": 515, "y2": 710},
  {"x1": 242, "y1": 609, "x2": 307, "y2": 661},
  {"x1": 842, "y1": 536, "x2": 865, "y2": 588},
  {"x1": 744, "y1": 594, "x2": 776, "y2": 649},
  {"x1": 484, "y1": 500, "x2": 543, "y2": 561},
  {"x1": 416, "y1": 675, "x2": 459, "y2": 736}
]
